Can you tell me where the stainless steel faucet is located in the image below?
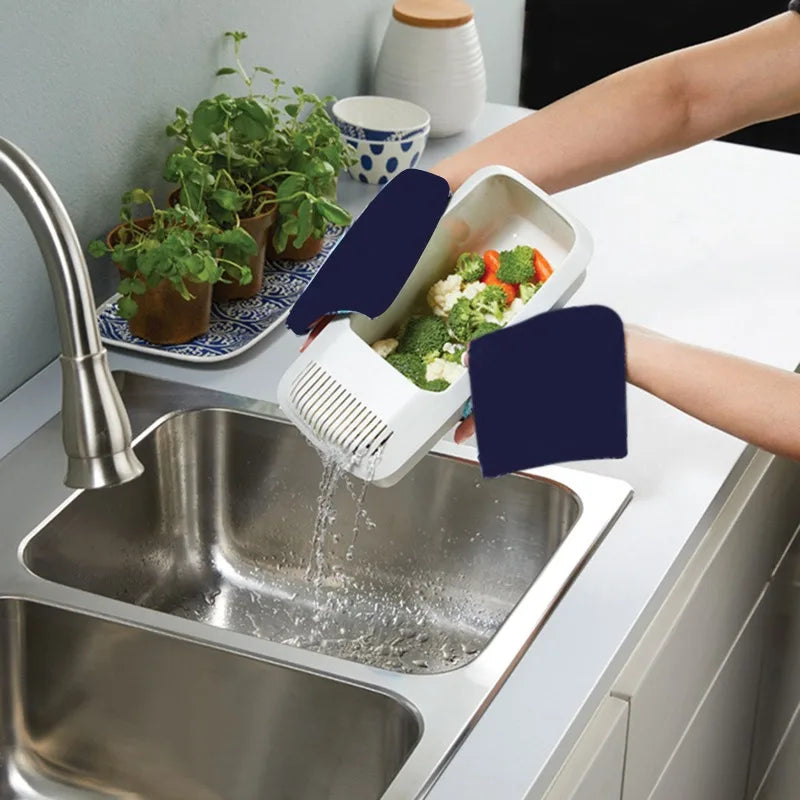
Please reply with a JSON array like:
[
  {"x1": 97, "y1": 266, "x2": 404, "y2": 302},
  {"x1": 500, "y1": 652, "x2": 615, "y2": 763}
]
[{"x1": 0, "y1": 137, "x2": 143, "y2": 489}]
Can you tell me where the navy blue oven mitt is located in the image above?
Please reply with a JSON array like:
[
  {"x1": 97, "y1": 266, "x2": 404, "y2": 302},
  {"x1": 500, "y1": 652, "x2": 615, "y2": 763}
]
[{"x1": 467, "y1": 305, "x2": 628, "y2": 477}]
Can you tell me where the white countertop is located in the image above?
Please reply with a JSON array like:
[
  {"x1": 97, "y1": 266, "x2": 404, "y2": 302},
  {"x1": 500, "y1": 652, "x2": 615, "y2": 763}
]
[{"x1": 3, "y1": 103, "x2": 800, "y2": 798}]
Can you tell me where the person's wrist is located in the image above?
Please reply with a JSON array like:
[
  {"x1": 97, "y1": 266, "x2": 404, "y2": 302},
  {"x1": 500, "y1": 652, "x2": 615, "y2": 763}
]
[
  {"x1": 623, "y1": 323, "x2": 641, "y2": 385},
  {"x1": 428, "y1": 159, "x2": 460, "y2": 193}
]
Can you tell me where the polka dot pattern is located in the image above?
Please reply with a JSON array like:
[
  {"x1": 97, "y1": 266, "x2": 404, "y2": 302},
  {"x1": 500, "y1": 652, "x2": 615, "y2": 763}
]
[{"x1": 344, "y1": 133, "x2": 429, "y2": 185}]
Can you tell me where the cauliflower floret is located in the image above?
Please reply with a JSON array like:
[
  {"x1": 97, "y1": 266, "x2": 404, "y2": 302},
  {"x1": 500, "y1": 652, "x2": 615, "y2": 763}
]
[
  {"x1": 426, "y1": 357, "x2": 467, "y2": 384},
  {"x1": 502, "y1": 297, "x2": 525, "y2": 325},
  {"x1": 372, "y1": 338, "x2": 398, "y2": 358},
  {"x1": 461, "y1": 281, "x2": 484, "y2": 300},
  {"x1": 427, "y1": 273, "x2": 464, "y2": 318}
]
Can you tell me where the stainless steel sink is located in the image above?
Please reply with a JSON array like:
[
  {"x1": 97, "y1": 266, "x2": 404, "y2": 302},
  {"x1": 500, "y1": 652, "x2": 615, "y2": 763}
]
[
  {"x1": 25, "y1": 407, "x2": 581, "y2": 674},
  {"x1": 1, "y1": 372, "x2": 632, "y2": 799},
  {"x1": 0, "y1": 598, "x2": 418, "y2": 800}
]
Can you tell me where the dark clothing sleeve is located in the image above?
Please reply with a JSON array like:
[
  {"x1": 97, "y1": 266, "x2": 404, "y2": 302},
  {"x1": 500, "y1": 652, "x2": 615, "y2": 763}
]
[{"x1": 791, "y1": 0, "x2": 799, "y2": 12}]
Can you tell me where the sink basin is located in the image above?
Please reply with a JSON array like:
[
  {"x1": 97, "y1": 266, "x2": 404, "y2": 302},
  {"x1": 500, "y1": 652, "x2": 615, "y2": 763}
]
[
  {"x1": 25, "y1": 408, "x2": 580, "y2": 674},
  {"x1": 5, "y1": 372, "x2": 632, "y2": 799},
  {"x1": 0, "y1": 598, "x2": 418, "y2": 800}
]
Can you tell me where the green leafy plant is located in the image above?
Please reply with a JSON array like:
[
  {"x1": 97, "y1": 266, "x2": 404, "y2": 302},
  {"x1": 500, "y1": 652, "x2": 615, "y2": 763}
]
[
  {"x1": 268, "y1": 87, "x2": 356, "y2": 252},
  {"x1": 164, "y1": 32, "x2": 281, "y2": 225},
  {"x1": 88, "y1": 189, "x2": 256, "y2": 319},
  {"x1": 165, "y1": 30, "x2": 356, "y2": 255}
]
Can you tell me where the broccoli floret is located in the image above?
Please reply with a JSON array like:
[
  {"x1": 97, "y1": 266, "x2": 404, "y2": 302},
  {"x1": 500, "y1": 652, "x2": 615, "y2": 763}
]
[
  {"x1": 470, "y1": 321, "x2": 502, "y2": 341},
  {"x1": 448, "y1": 296, "x2": 483, "y2": 342},
  {"x1": 472, "y1": 284, "x2": 508, "y2": 320},
  {"x1": 519, "y1": 282, "x2": 538, "y2": 303},
  {"x1": 425, "y1": 379, "x2": 450, "y2": 392},
  {"x1": 386, "y1": 352, "x2": 427, "y2": 387},
  {"x1": 441, "y1": 344, "x2": 466, "y2": 364},
  {"x1": 456, "y1": 252, "x2": 485, "y2": 283},
  {"x1": 396, "y1": 315, "x2": 450, "y2": 359},
  {"x1": 496, "y1": 245, "x2": 535, "y2": 284}
]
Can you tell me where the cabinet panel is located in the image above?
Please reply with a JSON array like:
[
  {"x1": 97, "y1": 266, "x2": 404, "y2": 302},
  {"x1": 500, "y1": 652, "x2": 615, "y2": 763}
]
[
  {"x1": 748, "y1": 530, "x2": 800, "y2": 798},
  {"x1": 648, "y1": 588, "x2": 767, "y2": 800},
  {"x1": 615, "y1": 454, "x2": 800, "y2": 800},
  {"x1": 539, "y1": 696, "x2": 628, "y2": 800},
  {"x1": 754, "y1": 708, "x2": 800, "y2": 800}
]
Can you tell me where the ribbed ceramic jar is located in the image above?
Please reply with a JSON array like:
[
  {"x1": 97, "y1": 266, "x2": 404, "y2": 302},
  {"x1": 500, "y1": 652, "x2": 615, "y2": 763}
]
[{"x1": 374, "y1": 0, "x2": 487, "y2": 138}]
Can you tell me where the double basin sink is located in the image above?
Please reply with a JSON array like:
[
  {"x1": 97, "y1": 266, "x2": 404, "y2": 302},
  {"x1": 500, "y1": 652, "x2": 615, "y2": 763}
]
[{"x1": 0, "y1": 372, "x2": 631, "y2": 799}]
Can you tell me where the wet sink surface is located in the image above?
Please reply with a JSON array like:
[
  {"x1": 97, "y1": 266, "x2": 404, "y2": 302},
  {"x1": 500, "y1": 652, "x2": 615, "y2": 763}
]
[
  {"x1": 0, "y1": 598, "x2": 418, "y2": 800},
  {"x1": 24, "y1": 408, "x2": 580, "y2": 674}
]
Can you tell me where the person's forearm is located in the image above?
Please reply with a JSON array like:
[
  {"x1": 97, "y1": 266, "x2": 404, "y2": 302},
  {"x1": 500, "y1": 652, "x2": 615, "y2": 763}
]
[
  {"x1": 432, "y1": 12, "x2": 800, "y2": 193},
  {"x1": 625, "y1": 325, "x2": 800, "y2": 460}
]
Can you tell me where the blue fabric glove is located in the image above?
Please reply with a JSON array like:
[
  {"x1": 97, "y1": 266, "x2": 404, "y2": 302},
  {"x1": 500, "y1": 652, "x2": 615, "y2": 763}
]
[{"x1": 468, "y1": 305, "x2": 628, "y2": 477}]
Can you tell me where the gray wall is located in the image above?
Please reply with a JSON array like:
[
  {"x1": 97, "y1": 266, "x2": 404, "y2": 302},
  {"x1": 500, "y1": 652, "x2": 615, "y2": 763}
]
[{"x1": 0, "y1": 0, "x2": 523, "y2": 400}]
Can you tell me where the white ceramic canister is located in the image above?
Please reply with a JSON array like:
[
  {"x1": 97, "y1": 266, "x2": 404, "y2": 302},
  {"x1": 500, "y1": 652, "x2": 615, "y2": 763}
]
[{"x1": 374, "y1": 0, "x2": 487, "y2": 138}]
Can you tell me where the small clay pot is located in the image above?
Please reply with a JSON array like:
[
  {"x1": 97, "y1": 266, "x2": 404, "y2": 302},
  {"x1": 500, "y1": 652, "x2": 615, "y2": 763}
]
[
  {"x1": 168, "y1": 187, "x2": 278, "y2": 301},
  {"x1": 128, "y1": 278, "x2": 212, "y2": 345},
  {"x1": 265, "y1": 230, "x2": 325, "y2": 262},
  {"x1": 106, "y1": 216, "x2": 153, "y2": 280},
  {"x1": 106, "y1": 216, "x2": 212, "y2": 345},
  {"x1": 214, "y1": 197, "x2": 277, "y2": 302}
]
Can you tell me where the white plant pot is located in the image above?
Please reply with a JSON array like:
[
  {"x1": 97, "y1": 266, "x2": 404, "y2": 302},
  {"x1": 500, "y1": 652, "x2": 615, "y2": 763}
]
[{"x1": 374, "y1": 16, "x2": 487, "y2": 138}]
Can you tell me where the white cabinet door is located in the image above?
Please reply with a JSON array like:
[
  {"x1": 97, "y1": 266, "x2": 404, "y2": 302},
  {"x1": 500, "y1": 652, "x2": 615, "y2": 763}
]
[
  {"x1": 614, "y1": 453, "x2": 800, "y2": 800},
  {"x1": 753, "y1": 708, "x2": 800, "y2": 800},
  {"x1": 749, "y1": 528, "x2": 800, "y2": 799},
  {"x1": 647, "y1": 587, "x2": 768, "y2": 800},
  {"x1": 538, "y1": 697, "x2": 628, "y2": 800}
]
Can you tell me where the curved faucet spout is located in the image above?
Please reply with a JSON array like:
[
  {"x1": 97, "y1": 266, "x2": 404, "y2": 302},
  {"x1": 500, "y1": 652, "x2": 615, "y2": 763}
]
[{"x1": 0, "y1": 138, "x2": 143, "y2": 488}]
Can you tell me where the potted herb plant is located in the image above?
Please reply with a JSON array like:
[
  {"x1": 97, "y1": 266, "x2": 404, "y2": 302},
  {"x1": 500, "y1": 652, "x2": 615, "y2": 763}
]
[
  {"x1": 166, "y1": 31, "x2": 356, "y2": 276},
  {"x1": 164, "y1": 31, "x2": 285, "y2": 300},
  {"x1": 88, "y1": 189, "x2": 256, "y2": 344},
  {"x1": 264, "y1": 87, "x2": 357, "y2": 260}
]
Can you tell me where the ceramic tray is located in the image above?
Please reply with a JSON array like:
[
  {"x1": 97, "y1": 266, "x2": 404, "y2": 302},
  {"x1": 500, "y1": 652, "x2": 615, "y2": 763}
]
[{"x1": 97, "y1": 226, "x2": 345, "y2": 363}]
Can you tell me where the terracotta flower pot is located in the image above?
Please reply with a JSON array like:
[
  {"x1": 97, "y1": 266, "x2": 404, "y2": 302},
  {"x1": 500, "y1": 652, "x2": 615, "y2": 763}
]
[
  {"x1": 107, "y1": 216, "x2": 153, "y2": 280},
  {"x1": 168, "y1": 187, "x2": 278, "y2": 302},
  {"x1": 127, "y1": 278, "x2": 212, "y2": 345},
  {"x1": 265, "y1": 229, "x2": 325, "y2": 262},
  {"x1": 106, "y1": 217, "x2": 212, "y2": 345},
  {"x1": 265, "y1": 179, "x2": 339, "y2": 261},
  {"x1": 214, "y1": 199, "x2": 277, "y2": 302}
]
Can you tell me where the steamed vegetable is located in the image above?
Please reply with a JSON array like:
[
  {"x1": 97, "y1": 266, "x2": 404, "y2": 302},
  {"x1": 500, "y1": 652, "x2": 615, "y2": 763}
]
[
  {"x1": 472, "y1": 285, "x2": 508, "y2": 320},
  {"x1": 396, "y1": 315, "x2": 450, "y2": 360},
  {"x1": 447, "y1": 296, "x2": 485, "y2": 343},
  {"x1": 470, "y1": 321, "x2": 502, "y2": 341},
  {"x1": 377, "y1": 241, "x2": 555, "y2": 391},
  {"x1": 484, "y1": 271, "x2": 516, "y2": 305},
  {"x1": 482, "y1": 249, "x2": 501, "y2": 276},
  {"x1": 533, "y1": 249, "x2": 553, "y2": 283},
  {"x1": 519, "y1": 283, "x2": 538, "y2": 303},
  {"x1": 371, "y1": 338, "x2": 398, "y2": 357},
  {"x1": 386, "y1": 352, "x2": 427, "y2": 386},
  {"x1": 456, "y1": 252, "x2": 486, "y2": 283},
  {"x1": 496, "y1": 245, "x2": 535, "y2": 284}
]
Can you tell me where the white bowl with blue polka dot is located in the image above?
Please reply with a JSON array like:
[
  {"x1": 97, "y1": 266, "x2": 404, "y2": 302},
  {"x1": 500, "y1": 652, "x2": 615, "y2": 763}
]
[{"x1": 331, "y1": 96, "x2": 431, "y2": 186}]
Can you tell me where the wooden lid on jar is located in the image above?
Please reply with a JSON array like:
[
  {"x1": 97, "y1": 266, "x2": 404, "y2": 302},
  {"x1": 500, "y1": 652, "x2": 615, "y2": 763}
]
[{"x1": 392, "y1": 0, "x2": 474, "y2": 28}]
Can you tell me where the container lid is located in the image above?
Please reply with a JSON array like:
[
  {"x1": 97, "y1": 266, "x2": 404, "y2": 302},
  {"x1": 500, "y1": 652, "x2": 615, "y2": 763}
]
[{"x1": 392, "y1": 0, "x2": 473, "y2": 28}]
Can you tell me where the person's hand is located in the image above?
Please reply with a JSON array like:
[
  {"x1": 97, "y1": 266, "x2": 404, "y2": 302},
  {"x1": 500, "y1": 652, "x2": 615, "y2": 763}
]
[
  {"x1": 454, "y1": 414, "x2": 475, "y2": 444},
  {"x1": 300, "y1": 315, "x2": 335, "y2": 352}
]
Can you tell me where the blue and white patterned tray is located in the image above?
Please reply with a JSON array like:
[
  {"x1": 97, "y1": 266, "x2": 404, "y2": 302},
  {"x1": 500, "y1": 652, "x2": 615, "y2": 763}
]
[{"x1": 97, "y1": 225, "x2": 346, "y2": 363}]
